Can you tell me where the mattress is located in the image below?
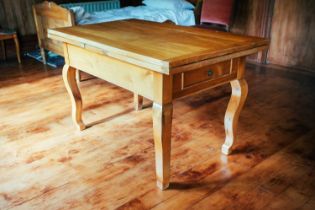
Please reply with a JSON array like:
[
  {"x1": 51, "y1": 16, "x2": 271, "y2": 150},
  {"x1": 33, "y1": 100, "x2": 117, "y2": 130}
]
[{"x1": 75, "y1": 6, "x2": 196, "y2": 26}]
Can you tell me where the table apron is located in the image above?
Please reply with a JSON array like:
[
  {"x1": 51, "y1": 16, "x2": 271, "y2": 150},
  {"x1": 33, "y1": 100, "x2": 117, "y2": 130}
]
[
  {"x1": 65, "y1": 44, "x2": 243, "y2": 103},
  {"x1": 65, "y1": 44, "x2": 170, "y2": 103}
]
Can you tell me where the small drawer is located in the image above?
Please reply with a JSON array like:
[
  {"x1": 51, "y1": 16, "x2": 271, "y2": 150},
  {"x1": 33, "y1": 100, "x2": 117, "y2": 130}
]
[{"x1": 183, "y1": 60, "x2": 232, "y2": 88}]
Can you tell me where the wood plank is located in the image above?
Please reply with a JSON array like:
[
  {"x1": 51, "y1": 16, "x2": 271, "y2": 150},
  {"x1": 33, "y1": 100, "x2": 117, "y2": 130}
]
[
  {"x1": 54, "y1": 20, "x2": 268, "y2": 191},
  {"x1": 189, "y1": 131, "x2": 315, "y2": 210},
  {"x1": 268, "y1": 0, "x2": 315, "y2": 72},
  {"x1": 65, "y1": 44, "x2": 164, "y2": 103},
  {"x1": 33, "y1": 1, "x2": 75, "y2": 57},
  {"x1": 231, "y1": 0, "x2": 275, "y2": 63},
  {"x1": 0, "y1": 59, "x2": 315, "y2": 209},
  {"x1": 48, "y1": 20, "x2": 269, "y2": 74},
  {"x1": 0, "y1": 0, "x2": 43, "y2": 36}
]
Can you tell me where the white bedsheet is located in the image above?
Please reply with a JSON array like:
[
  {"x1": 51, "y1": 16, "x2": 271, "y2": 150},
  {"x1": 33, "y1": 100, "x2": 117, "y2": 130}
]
[{"x1": 76, "y1": 6, "x2": 195, "y2": 26}]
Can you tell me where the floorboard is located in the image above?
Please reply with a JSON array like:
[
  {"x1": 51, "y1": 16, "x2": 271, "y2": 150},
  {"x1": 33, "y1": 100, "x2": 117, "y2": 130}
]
[{"x1": 0, "y1": 58, "x2": 314, "y2": 210}]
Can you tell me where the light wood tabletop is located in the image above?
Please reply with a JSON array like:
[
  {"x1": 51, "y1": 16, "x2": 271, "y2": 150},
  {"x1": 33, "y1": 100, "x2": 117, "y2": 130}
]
[{"x1": 48, "y1": 19, "x2": 269, "y2": 190}]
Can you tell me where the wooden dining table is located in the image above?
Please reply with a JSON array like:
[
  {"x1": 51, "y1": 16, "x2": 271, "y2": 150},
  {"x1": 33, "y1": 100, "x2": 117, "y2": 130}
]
[{"x1": 48, "y1": 19, "x2": 269, "y2": 190}]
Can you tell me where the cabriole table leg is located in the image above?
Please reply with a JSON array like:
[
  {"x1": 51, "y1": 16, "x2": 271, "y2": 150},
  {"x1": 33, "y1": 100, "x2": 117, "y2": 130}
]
[
  {"x1": 222, "y1": 78, "x2": 248, "y2": 155},
  {"x1": 63, "y1": 64, "x2": 86, "y2": 131}
]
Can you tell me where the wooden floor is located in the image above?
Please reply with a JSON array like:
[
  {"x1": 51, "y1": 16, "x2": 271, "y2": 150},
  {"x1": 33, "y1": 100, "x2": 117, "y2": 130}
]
[{"x1": 0, "y1": 58, "x2": 315, "y2": 210}]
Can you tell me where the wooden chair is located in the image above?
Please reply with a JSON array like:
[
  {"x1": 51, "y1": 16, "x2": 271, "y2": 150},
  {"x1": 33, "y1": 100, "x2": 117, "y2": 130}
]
[
  {"x1": 0, "y1": 29, "x2": 21, "y2": 63},
  {"x1": 200, "y1": 0, "x2": 235, "y2": 31}
]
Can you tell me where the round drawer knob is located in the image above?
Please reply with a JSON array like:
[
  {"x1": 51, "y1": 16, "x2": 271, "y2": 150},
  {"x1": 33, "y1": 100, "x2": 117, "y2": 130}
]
[{"x1": 207, "y1": 70, "x2": 213, "y2": 76}]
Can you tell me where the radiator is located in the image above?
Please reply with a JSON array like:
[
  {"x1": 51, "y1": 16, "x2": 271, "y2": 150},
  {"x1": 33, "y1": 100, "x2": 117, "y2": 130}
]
[{"x1": 61, "y1": 0, "x2": 121, "y2": 13}]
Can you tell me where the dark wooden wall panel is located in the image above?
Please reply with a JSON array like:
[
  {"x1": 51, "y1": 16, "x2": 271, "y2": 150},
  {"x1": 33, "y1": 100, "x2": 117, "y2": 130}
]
[
  {"x1": 0, "y1": 0, "x2": 43, "y2": 35},
  {"x1": 0, "y1": 0, "x2": 111, "y2": 35},
  {"x1": 231, "y1": 0, "x2": 274, "y2": 63},
  {"x1": 268, "y1": 0, "x2": 315, "y2": 72}
]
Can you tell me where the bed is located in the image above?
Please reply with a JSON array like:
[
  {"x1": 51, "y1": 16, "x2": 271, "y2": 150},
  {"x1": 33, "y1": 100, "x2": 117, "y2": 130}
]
[{"x1": 32, "y1": 0, "x2": 202, "y2": 64}]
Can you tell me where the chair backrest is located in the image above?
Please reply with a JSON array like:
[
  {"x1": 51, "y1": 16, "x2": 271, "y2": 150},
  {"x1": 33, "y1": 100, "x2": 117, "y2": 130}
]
[
  {"x1": 33, "y1": 1, "x2": 75, "y2": 56},
  {"x1": 200, "y1": 0, "x2": 234, "y2": 28}
]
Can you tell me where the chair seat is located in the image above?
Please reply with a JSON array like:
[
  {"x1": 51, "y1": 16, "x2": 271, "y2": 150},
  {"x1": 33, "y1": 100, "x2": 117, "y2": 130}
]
[
  {"x1": 0, "y1": 29, "x2": 16, "y2": 35},
  {"x1": 0, "y1": 28, "x2": 21, "y2": 63}
]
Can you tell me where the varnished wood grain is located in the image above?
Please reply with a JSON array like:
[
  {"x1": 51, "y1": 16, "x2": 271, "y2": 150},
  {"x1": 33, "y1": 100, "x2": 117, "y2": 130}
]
[
  {"x1": 0, "y1": 58, "x2": 315, "y2": 209},
  {"x1": 0, "y1": 0, "x2": 43, "y2": 36},
  {"x1": 231, "y1": 0, "x2": 274, "y2": 64},
  {"x1": 50, "y1": 20, "x2": 267, "y2": 189},
  {"x1": 222, "y1": 78, "x2": 248, "y2": 155},
  {"x1": 133, "y1": 94, "x2": 143, "y2": 111},
  {"x1": 62, "y1": 64, "x2": 85, "y2": 131},
  {"x1": 33, "y1": 1, "x2": 75, "y2": 60},
  {"x1": 268, "y1": 0, "x2": 315, "y2": 72},
  {"x1": 64, "y1": 44, "x2": 161, "y2": 102},
  {"x1": 152, "y1": 103, "x2": 173, "y2": 190},
  {"x1": 48, "y1": 20, "x2": 269, "y2": 74},
  {"x1": 231, "y1": 0, "x2": 315, "y2": 71},
  {"x1": 222, "y1": 57, "x2": 248, "y2": 154}
]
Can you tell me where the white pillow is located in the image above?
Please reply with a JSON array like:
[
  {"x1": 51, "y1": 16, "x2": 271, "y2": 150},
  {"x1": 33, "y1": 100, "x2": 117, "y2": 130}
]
[
  {"x1": 143, "y1": 0, "x2": 195, "y2": 11},
  {"x1": 70, "y1": 6, "x2": 91, "y2": 22}
]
